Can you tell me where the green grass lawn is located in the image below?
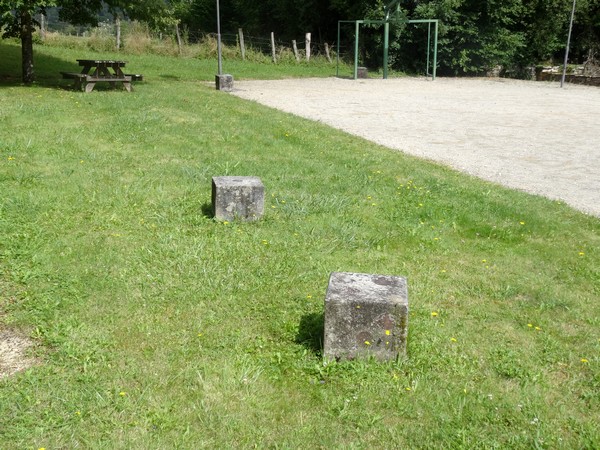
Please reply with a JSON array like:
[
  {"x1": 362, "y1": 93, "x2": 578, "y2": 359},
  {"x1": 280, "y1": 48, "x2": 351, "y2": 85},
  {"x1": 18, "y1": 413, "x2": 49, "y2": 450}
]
[{"x1": 1, "y1": 41, "x2": 599, "y2": 449}]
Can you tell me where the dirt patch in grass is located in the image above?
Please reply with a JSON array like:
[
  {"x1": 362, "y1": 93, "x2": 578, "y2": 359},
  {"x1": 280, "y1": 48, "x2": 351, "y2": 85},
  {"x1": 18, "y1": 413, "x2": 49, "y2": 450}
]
[{"x1": 0, "y1": 328, "x2": 37, "y2": 379}]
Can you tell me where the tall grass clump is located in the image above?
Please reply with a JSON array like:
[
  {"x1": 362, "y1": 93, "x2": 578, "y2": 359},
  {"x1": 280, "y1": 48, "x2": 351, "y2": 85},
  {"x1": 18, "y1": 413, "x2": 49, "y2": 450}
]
[{"x1": 37, "y1": 23, "x2": 339, "y2": 68}]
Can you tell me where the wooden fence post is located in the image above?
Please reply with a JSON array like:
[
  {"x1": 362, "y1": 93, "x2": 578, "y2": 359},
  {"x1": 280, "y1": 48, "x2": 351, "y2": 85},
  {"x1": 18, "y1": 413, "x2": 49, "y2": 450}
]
[
  {"x1": 292, "y1": 40, "x2": 300, "y2": 62},
  {"x1": 238, "y1": 28, "x2": 246, "y2": 60},
  {"x1": 175, "y1": 23, "x2": 183, "y2": 55},
  {"x1": 115, "y1": 16, "x2": 121, "y2": 51},
  {"x1": 271, "y1": 32, "x2": 277, "y2": 62},
  {"x1": 324, "y1": 42, "x2": 332, "y2": 63},
  {"x1": 40, "y1": 14, "x2": 46, "y2": 41},
  {"x1": 305, "y1": 32, "x2": 311, "y2": 61}
]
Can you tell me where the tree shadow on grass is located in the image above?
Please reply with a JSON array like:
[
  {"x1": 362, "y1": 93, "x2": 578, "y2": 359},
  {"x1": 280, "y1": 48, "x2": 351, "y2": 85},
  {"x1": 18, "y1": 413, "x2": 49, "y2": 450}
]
[
  {"x1": 296, "y1": 312, "x2": 324, "y2": 356},
  {"x1": 0, "y1": 41, "x2": 82, "y2": 89}
]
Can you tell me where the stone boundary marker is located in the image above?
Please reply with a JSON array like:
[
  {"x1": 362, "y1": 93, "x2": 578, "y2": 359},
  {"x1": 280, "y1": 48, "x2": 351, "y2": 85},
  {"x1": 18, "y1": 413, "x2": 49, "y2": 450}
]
[
  {"x1": 324, "y1": 272, "x2": 408, "y2": 361},
  {"x1": 215, "y1": 74, "x2": 234, "y2": 91},
  {"x1": 212, "y1": 176, "x2": 265, "y2": 221}
]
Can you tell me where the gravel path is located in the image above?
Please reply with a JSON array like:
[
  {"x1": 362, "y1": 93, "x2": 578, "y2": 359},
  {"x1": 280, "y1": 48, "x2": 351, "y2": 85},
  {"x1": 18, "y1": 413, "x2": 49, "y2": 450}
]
[{"x1": 231, "y1": 77, "x2": 600, "y2": 217}]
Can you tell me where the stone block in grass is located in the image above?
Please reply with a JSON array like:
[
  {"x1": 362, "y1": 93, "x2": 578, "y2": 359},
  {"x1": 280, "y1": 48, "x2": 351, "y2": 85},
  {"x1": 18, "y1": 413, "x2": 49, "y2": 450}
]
[
  {"x1": 215, "y1": 74, "x2": 234, "y2": 91},
  {"x1": 324, "y1": 271, "x2": 408, "y2": 361},
  {"x1": 212, "y1": 176, "x2": 264, "y2": 221}
]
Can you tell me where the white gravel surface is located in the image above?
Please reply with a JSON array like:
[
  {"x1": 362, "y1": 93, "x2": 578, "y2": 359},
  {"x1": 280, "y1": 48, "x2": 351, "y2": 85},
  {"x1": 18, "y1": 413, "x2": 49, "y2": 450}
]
[{"x1": 231, "y1": 77, "x2": 600, "y2": 217}]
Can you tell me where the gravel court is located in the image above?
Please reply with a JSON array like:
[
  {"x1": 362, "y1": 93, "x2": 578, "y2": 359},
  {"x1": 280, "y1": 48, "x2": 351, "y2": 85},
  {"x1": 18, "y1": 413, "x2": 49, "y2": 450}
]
[{"x1": 230, "y1": 77, "x2": 600, "y2": 218}]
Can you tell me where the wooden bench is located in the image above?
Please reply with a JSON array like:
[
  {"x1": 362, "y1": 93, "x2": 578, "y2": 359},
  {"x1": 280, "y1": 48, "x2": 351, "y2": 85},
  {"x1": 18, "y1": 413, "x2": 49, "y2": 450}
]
[
  {"x1": 61, "y1": 72, "x2": 88, "y2": 91},
  {"x1": 125, "y1": 74, "x2": 144, "y2": 82},
  {"x1": 61, "y1": 71, "x2": 140, "y2": 92}
]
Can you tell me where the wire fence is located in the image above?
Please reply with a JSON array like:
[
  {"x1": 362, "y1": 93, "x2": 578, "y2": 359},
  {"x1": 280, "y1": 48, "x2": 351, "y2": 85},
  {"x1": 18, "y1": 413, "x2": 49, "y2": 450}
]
[
  {"x1": 188, "y1": 30, "x2": 340, "y2": 60},
  {"x1": 41, "y1": 17, "x2": 343, "y2": 61}
]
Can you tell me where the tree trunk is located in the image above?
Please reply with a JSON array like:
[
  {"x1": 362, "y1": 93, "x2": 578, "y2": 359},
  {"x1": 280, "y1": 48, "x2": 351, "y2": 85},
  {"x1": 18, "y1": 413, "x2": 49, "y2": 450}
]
[{"x1": 20, "y1": 7, "x2": 35, "y2": 85}]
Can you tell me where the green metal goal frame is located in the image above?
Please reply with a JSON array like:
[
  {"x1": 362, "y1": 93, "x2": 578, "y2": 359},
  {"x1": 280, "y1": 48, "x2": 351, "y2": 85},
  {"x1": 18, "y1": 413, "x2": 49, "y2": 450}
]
[{"x1": 336, "y1": 18, "x2": 439, "y2": 80}]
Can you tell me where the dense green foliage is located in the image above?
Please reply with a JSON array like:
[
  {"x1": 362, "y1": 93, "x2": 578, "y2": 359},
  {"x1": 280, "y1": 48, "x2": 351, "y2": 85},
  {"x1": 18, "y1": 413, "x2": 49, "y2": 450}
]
[
  {"x1": 2, "y1": 0, "x2": 600, "y2": 79},
  {"x1": 180, "y1": 0, "x2": 600, "y2": 75}
]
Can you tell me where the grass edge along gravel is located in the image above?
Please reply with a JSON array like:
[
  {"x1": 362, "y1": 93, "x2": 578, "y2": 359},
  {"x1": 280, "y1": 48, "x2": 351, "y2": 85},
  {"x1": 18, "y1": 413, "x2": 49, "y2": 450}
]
[{"x1": 0, "y1": 42, "x2": 599, "y2": 449}]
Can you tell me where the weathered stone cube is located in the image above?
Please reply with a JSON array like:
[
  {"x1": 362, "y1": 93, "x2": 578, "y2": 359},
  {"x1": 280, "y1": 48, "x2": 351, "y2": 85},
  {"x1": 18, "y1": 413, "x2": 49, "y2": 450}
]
[
  {"x1": 212, "y1": 176, "x2": 264, "y2": 221},
  {"x1": 324, "y1": 272, "x2": 408, "y2": 361},
  {"x1": 357, "y1": 66, "x2": 368, "y2": 79},
  {"x1": 215, "y1": 74, "x2": 234, "y2": 91}
]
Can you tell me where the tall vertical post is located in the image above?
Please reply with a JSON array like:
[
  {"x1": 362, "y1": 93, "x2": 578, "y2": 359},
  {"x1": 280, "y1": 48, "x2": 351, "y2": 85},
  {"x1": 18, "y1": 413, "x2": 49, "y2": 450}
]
[
  {"x1": 216, "y1": 0, "x2": 223, "y2": 76},
  {"x1": 426, "y1": 22, "x2": 431, "y2": 78},
  {"x1": 433, "y1": 20, "x2": 438, "y2": 81},
  {"x1": 383, "y1": 21, "x2": 390, "y2": 79},
  {"x1": 561, "y1": 0, "x2": 577, "y2": 88},
  {"x1": 336, "y1": 22, "x2": 341, "y2": 77},
  {"x1": 238, "y1": 28, "x2": 246, "y2": 60},
  {"x1": 354, "y1": 21, "x2": 360, "y2": 80}
]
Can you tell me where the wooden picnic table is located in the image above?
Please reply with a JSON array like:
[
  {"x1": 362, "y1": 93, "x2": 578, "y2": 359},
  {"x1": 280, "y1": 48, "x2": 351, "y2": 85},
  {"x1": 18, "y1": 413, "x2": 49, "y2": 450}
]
[{"x1": 61, "y1": 59, "x2": 141, "y2": 93}]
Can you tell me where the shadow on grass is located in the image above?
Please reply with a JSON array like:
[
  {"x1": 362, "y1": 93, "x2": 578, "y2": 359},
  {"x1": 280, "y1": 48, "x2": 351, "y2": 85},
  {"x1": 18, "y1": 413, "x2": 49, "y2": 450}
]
[
  {"x1": 0, "y1": 41, "x2": 81, "y2": 89},
  {"x1": 201, "y1": 202, "x2": 214, "y2": 219},
  {"x1": 159, "y1": 74, "x2": 181, "y2": 81},
  {"x1": 296, "y1": 312, "x2": 324, "y2": 356}
]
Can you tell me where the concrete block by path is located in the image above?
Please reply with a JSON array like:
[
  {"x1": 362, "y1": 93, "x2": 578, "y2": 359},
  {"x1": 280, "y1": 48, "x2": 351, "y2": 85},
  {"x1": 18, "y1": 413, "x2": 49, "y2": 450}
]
[
  {"x1": 215, "y1": 74, "x2": 234, "y2": 91},
  {"x1": 212, "y1": 176, "x2": 264, "y2": 221},
  {"x1": 324, "y1": 271, "x2": 408, "y2": 361}
]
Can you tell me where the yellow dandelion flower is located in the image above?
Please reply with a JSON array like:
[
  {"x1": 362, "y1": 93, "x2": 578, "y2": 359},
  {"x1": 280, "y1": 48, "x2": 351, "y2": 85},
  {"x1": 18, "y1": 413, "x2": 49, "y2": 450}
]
[
  {"x1": 431, "y1": 311, "x2": 438, "y2": 317},
  {"x1": 451, "y1": 337, "x2": 457, "y2": 342},
  {"x1": 119, "y1": 392, "x2": 126, "y2": 396},
  {"x1": 579, "y1": 252, "x2": 585, "y2": 256},
  {"x1": 385, "y1": 330, "x2": 391, "y2": 336},
  {"x1": 405, "y1": 387, "x2": 411, "y2": 391},
  {"x1": 364, "y1": 341, "x2": 371, "y2": 346},
  {"x1": 581, "y1": 358, "x2": 589, "y2": 363},
  {"x1": 527, "y1": 323, "x2": 533, "y2": 328},
  {"x1": 519, "y1": 221, "x2": 525, "y2": 225},
  {"x1": 535, "y1": 326, "x2": 541, "y2": 331}
]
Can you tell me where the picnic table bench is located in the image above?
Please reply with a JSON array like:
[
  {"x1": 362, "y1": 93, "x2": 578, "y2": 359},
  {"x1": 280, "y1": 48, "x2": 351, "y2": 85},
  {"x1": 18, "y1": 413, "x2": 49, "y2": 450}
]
[{"x1": 61, "y1": 59, "x2": 143, "y2": 93}]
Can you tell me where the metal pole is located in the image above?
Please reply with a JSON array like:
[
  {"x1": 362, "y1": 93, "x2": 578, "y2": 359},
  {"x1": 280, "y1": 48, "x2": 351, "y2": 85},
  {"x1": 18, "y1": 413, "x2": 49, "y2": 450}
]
[
  {"x1": 433, "y1": 20, "x2": 438, "y2": 81},
  {"x1": 354, "y1": 21, "x2": 360, "y2": 80},
  {"x1": 216, "y1": 0, "x2": 222, "y2": 76},
  {"x1": 426, "y1": 22, "x2": 431, "y2": 78},
  {"x1": 383, "y1": 22, "x2": 389, "y2": 79},
  {"x1": 561, "y1": 0, "x2": 576, "y2": 88},
  {"x1": 336, "y1": 22, "x2": 341, "y2": 77}
]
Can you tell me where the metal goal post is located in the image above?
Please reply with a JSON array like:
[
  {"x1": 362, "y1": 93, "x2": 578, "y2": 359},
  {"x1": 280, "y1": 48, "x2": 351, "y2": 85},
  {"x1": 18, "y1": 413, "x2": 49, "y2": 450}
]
[{"x1": 336, "y1": 19, "x2": 439, "y2": 80}]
